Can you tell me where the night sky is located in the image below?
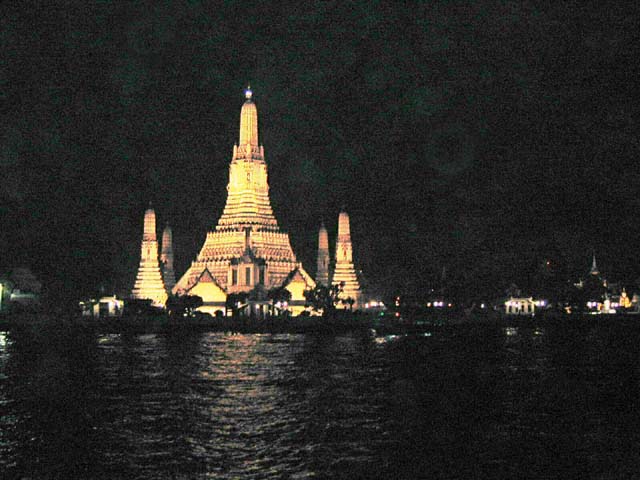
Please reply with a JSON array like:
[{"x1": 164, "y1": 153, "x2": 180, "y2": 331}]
[{"x1": 1, "y1": 1, "x2": 639, "y2": 303}]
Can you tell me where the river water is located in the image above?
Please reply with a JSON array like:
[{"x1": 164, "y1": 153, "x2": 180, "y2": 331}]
[{"x1": 1, "y1": 321, "x2": 640, "y2": 479}]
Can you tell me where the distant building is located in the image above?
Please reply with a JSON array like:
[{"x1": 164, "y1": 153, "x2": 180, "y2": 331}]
[
  {"x1": 425, "y1": 267, "x2": 454, "y2": 311},
  {"x1": 80, "y1": 296, "x2": 124, "y2": 318},
  {"x1": 0, "y1": 267, "x2": 42, "y2": 312},
  {"x1": 602, "y1": 288, "x2": 632, "y2": 313},
  {"x1": 620, "y1": 289, "x2": 632, "y2": 309},
  {"x1": 363, "y1": 299, "x2": 386, "y2": 313},
  {"x1": 505, "y1": 297, "x2": 536, "y2": 315},
  {"x1": 570, "y1": 255, "x2": 631, "y2": 314}
]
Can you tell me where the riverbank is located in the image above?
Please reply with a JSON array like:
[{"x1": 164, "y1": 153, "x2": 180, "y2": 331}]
[
  {"x1": 0, "y1": 313, "x2": 375, "y2": 335},
  {"x1": 1, "y1": 310, "x2": 640, "y2": 335}
]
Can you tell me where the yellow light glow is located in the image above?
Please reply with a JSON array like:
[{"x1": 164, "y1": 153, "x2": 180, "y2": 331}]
[
  {"x1": 173, "y1": 88, "x2": 315, "y2": 310},
  {"x1": 332, "y1": 209, "x2": 362, "y2": 308},
  {"x1": 131, "y1": 208, "x2": 167, "y2": 306}
]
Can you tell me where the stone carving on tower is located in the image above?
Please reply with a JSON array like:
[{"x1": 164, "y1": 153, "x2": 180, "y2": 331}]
[
  {"x1": 131, "y1": 207, "x2": 168, "y2": 307},
  {"x1": 316, "y1": 223, "x2": 330, "y2": 286},
  {"x1": 331, "y1": 209, "x2": 362, "y2": 307},
  {"x1": 173, "y1": 87, "x2": 314, "y2": 312},
  {"x1": 160, "y1": 224, "x2": 176, "y2": 294}
]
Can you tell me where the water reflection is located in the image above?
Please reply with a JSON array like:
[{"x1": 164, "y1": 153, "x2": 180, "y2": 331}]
[
  {"x1": 2, "y1": 324, "x2": 640, "y2": 478},
  {"x1": 1, "y1": 323, "x2": 101, "y2": 478}
]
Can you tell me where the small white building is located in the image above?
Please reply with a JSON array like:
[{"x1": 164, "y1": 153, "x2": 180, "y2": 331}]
[
  {"x1": 505, "y1": 297, "x2": 536, "y2": 316},
  {"x1": 80, "y1": 296, "x2": 124, "y2": 318},
  {"x1": 363, "y1": 299, "x2": 386, "y2": 313}
]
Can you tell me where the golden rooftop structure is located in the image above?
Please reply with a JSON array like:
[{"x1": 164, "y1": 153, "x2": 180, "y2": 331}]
[
  {"x1": 331, "y1": 210, "x2": 362, "y2": 308},
  {"x1": 131, "y1": 207, "x2": 168, "y2": 307},
  {"x1": 173, "y1": 87, "x2": 315, "y2": 315}
]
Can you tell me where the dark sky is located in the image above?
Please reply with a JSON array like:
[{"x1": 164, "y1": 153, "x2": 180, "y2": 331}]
[{"x1": 1, "y1": 1, "x2": 639, "y2": 301}]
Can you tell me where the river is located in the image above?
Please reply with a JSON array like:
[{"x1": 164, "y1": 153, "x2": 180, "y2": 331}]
[{"x1": 1, "y1": 321, "x2": 640, "y2": 479}]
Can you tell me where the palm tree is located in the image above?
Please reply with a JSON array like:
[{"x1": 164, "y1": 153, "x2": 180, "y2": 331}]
[
  {"x1": 267, "y1": 286, "x2": 291, "y2": 317},
  {"x1": 304, "y1": 282, "x2": 344, "y2": 318}
]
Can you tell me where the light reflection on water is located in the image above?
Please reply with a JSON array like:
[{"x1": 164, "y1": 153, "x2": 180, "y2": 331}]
[{"x1": 1, "y1": 323, "x2": 640, "y2": 479}]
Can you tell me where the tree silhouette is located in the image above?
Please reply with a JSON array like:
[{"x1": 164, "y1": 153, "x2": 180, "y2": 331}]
[
  {"x1": 267, "y1": 286, "x2": 291, "y2": 316},
  {"x1": 166, "y1": 295, "x2": 203, "y2": 317},
  {"x1": 304, "y1": 282, "x2": 344, "y2": 318}
]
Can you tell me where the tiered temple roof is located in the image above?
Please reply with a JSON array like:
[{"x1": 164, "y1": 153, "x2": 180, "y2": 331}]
[{"x1": 173, "y1": 88, "x2": 311, "y2": 295}]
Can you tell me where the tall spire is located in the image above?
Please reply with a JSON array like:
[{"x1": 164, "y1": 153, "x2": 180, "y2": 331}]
[
  {"x1": 215, "y1": 85, "x2": 277, "y2": 229},
  {"x1": 332, "y1": 209, "x2": 362, "y2": 307},
  {"x1": 316, "y1": 223, "x2": 330, "y2": 286},
  {"x1": 590, "y1": 254, "x2": 599, "y2": 275},
  {"x1": 173, "y1": 85, "x2": 305, "y2": 297},
  {"x1": 336, "y1": 210, "x2": 352, "y2": 263},
  {"x1": 160, "y1": 223, "x2": 176, "y2": 294},
  {"x1": 131, "y1": 207, "x2": 167, "y2": 306},
  {"x1": 239, "y1": 85, "x2": 258, "y2": 147},
  {"x1": 143, "y1": 203, "x2": 156, "y2": 241}
]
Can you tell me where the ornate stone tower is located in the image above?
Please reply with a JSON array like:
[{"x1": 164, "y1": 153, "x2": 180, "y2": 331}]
[
  {"x1": 131, "y1": 207, "x2": 167, "y2": 306},
  {"x1": 316, "y1": 223, "x2": 330, "y2": 286},
  {"x1": 173, "y1": 87, "x2": 313, "y2": 297},
  {"x1": 331, "y1": 209, "x2": 362, "y2": 307},
  {"x1": 160, "y1": 224, "x2": 176, "y2": 294}
]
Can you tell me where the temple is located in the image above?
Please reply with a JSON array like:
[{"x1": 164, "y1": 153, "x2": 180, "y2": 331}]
[
  {"x1": 316, "y1": 223, "x2": 330, "y2": 286},
  {"x1": 131, "y1": 207, "x2": 168, "y2": 306},
  {"x1": 331, "y1": 210, "x2": 362, "y2": 308},
  {"x1": 160, "y1": 224, "x2": 176, "y2": 294},
  {"x1": 173, "y1": 87, "x2": 314, "y2": 315}
]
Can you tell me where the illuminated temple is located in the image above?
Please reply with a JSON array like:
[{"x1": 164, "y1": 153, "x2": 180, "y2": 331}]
[
  {"x1": 173, "y1": 88, "x2": 315, "y2": 315},
  {"x1": 131, "y1": 207, "x2": 168, "y2": 307},
  {"x1": 331, "y1": 210, "x2": 362, "y2": 308}
]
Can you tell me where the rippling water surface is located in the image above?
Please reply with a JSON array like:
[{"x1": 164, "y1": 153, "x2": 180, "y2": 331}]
[{"x1": 2, "y1": 322, "x2": 640, "y2": 479}]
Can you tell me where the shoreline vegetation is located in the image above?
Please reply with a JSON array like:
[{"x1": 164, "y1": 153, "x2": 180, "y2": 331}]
[{"x1": 1, "y1": 310, "x2": 640, "y2": 335}]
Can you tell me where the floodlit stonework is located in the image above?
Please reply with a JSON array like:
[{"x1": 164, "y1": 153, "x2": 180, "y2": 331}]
[
  {"x1": 331, "y1": 210, "x2": 362, "y2": 308},
  {"x1": 131, "y1": 207, "x2": 168, "y2": 307},
  {"x1": 160, "y1": 224, "x2": 176, "y2": 294},
  {"x1": 174, "y1": 88, "x2": 314, "y2": 311},
  {"x1": 184, "y1": 269, "x2": 227, "y2": 315},
  {"x1": 316, "y1": 223, "x2": 330, "y2": 286}
]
